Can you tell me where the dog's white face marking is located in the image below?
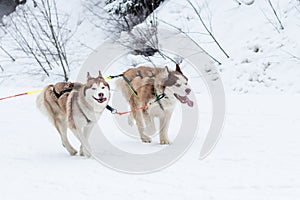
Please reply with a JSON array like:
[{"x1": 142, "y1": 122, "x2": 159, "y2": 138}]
[
  {"x1": 173, "y1": 75, "x2": 190, "y2": 96},
  {"x1": 86, "y1": 82, "x2": 110, "y2": 107},
  {"x1": 166, "y1": 73, "x2": 193, "y2": 107}
]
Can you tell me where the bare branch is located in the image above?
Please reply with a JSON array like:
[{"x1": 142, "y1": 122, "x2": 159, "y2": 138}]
[
  {"x1": 4, "y1": 0, "x2": 73, "y2": 81},
  {"x1": 233, "y1": 0, "x2": 242, "y2": 5},
  {"x1": 260, "y1": 7, "x2": 280, "y2": 33},
  {"x1": 159, "y1": 19, "x2": 222, "y2": 65},
  {"x1": 9, "y1": 14, "x2": 50, "y2": 76},
  {"x1": 0, "y1": 45, "x2": 15, "y2": 62},
  {"x1": 282, "y1": 49, "x2": 300, "y2": 61},
  {"x1": 187, "y1": 0, "x2": 229, "y2": 58},
  {"x1": 266, "y1": 0, "x2": 284, "y2": 30}
]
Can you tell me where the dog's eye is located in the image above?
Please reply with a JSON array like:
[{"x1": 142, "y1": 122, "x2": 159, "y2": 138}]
[
  {"x1": 175, "y1": 83, "x2": 181, "y2": 87},
  {"x1": 101, "y1": 87, "x2": 105, "y2": 89},
  {"x1": 185, "y1": 83, "x2": 188, "y2": 85}
]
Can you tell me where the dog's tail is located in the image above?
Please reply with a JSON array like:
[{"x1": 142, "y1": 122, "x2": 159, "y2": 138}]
[
  {"x1": 36, "y1": 85, "x2": 62, "y2": 124},
  {"x1": 36, "y1": 85, "x2": 52, "y2": 115}
]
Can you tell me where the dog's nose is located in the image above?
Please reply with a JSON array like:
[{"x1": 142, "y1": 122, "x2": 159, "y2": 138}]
[
  {"x1": 98, "y1": 93, "x2": 104, "y2": 97},
  {"x1": 185, "y1": 88, "x2": 191, "y2": 95}
]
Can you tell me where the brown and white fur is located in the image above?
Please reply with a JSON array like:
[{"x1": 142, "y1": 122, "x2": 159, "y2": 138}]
[
  {"x1": 36, "y1": 71, "x2": 110, "y2": 156},
  {"x1": 116, "y1": 64, "x2": 193, "y2": 144}
]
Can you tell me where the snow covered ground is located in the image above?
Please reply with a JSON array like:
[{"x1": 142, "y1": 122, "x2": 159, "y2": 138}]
[
  {"x1": 0, "y1": 89, "x2": 300, "y2": 200},
  {"x1": 0, "y1": 0, "x2": 300, "y2": 199}
]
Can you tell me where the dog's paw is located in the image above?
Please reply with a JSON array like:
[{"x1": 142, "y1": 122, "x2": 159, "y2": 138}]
[
  {"x1": 80, "y1": 146, "x2": 91, "y2": 157},
  {"x1": 80, "y1": 150, "x2": 91, "y2": 157},
  {"x1": 83, "y1": 152, "x2": 92, "y2": 158},
  {"x1": 80, "y1": 150, "x2": 84, "y2": 156},
  {"x1": 160, "y1": 139, "x2": 170, "y2": 145},
  {"x1": 69, "y1": 149, "x2": 78, "y2": 156},
  {"x1": 141, "y1": 136, "x2": 152, "y2": 143}
]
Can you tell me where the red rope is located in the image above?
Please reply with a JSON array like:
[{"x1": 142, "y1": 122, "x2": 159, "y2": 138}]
[
  {"x1": 0, "y1": 92, "x2": 28, "y2": 101},
  {"x1": 0, "y1": 89, "x2": 41, "y2": 101},
  {"x1": 116, "y1": 105, "x2": 148, "y2": 115}
]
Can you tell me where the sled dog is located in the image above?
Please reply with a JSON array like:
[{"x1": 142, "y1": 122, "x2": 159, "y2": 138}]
[
  {"x1": 36, "y1": 71, "x2": 110, "y2": 156},
  {"x1": 116, "y1": 64, "x2": 193, "y2": 144}
]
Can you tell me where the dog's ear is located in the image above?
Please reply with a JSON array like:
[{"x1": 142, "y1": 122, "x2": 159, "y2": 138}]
[
  {"x1": 165, "y1": 65, "x2": 170, "y2": 74},
  {"x1": 98, "y1": 70, "x2": 103, "y2": 78},
  {"x1": 87, "y1": 72, "x2": 92, "y2": 80},
  {"x1": 175, "y1": 63, "x2": 183, "y2": 74},
  {"x1": 165, "y1": 66, "x2": 170, "y2": 73}
]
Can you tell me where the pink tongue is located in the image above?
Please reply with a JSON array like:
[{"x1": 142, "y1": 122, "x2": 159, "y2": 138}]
[{"x1": 186, "y1": 96, "x2": 194, "y2": 107}]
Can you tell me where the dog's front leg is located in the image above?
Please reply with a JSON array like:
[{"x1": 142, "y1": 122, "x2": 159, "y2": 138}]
[
  {"x1": 70, "y1": 127, "x2": 91, "y2": 157},
  {"x1": 54, "y1": 119, "x2": 78, "y2": 156},
  {"x1": 159, "y1": 111, "x2": 172, "y2": 144},
  {"x1": 79, "y1": 145, "x2": 91, "y2": 157},
  {"x1": 142, "y1": 110, "x2": 156, "y2": 136},
  {"x1": 134, "y1": 110, "x2": 152, "y2": 143},
  {"x1": 79, "y1": 124, "x2": 93, "y2": 157}
]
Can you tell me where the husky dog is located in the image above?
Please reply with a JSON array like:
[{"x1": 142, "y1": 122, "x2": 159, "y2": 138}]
[
  {"x1": 36, "y1": 71, "x2": 110, "y2": 156},
  {"x1": 116, "y1": 64, "x2": 193, "y2": 144}
]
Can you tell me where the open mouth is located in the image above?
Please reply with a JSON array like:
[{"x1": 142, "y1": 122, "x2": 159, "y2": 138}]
[
  {"x1": 174, "y1": 93, "x2": 194, "y2": 107},
  {"x1": 93, "y1": 96, "x2": 107, "y2": 104}
]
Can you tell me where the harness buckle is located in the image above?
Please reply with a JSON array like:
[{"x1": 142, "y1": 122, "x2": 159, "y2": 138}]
[{"x1": 111, "y1": 109, "x2": 118, "y2": 114}]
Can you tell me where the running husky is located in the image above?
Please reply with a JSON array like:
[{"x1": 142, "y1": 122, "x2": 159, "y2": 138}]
[
  {"x1": 36, "y1": 71, "x2": 110, "y2": 156},
  {"x1": 116, "y1": 64, "x2": 193, "y2": 144}
]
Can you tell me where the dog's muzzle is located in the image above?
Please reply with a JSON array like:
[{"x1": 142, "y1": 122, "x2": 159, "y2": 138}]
[
  {"x1": 174, "y1": 93, "x2": 194, "y2": 107},
  {"x1": 93, "y1": 93, "x2": 107, "y2": 103}
]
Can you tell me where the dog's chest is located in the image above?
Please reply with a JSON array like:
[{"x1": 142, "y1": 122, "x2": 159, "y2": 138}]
[
  {"x1": 73, "y1": 98, "x2": 102, "y2": 124},
  {"x1": 148, "y1": 98, "x2": 176, "y2": 116}
]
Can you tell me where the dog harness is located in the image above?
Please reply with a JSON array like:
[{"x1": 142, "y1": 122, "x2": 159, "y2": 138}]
[{"x1": 53, "y1": 87, "x2": 73, "y2": 99}]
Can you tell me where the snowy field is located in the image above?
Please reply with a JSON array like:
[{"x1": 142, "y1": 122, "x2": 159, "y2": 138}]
[
  {"x1": 1, "y1": 0, "x2": 300, "y2": 199},
  {"x1": 0, "y1": 89, "x2": 300, "y2": 200}
]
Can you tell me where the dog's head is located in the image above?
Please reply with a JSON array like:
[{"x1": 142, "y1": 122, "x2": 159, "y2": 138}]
[
  {"x1": 163, "y1": 64, "x2": 193, "y2": 107},
  {"x1": 84, "y1": 71, "x2": 110, "y2": 106}
]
